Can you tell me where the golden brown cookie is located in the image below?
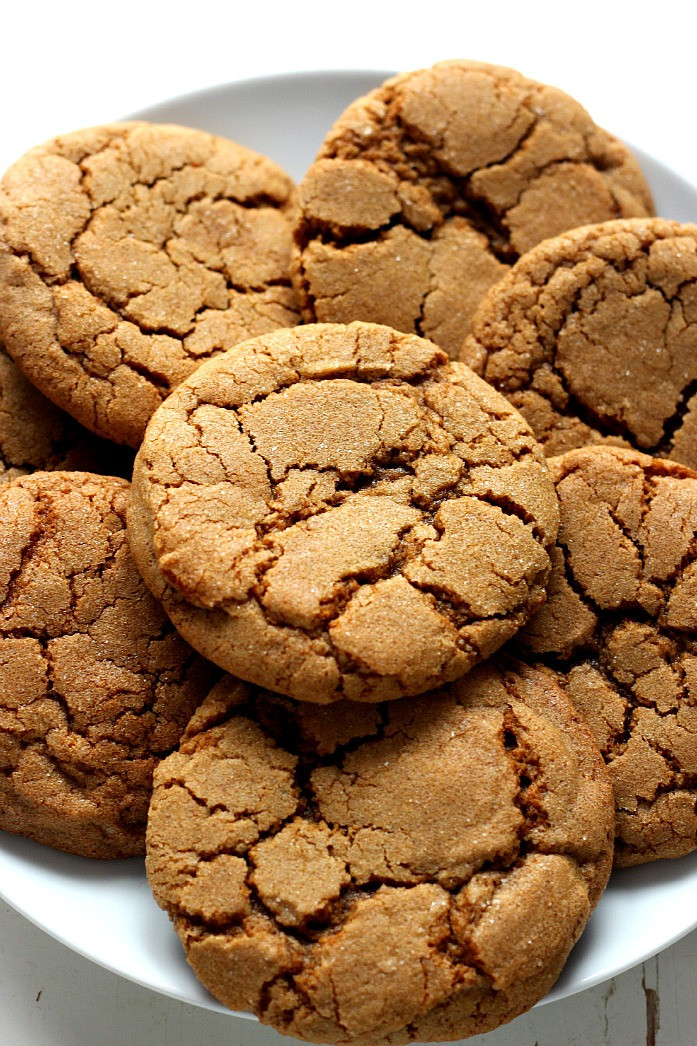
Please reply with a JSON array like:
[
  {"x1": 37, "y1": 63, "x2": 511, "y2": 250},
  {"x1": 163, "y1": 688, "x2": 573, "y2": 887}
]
[
  {"x1": 147, "y1": 665, "x2": 614, "y2": 1045},
  {"x1": 520, "y1": 445, "x2": 697, "y2": 866},
  {"x1": 0, "y1": 342, "x2": 131, "y2": 482},
  {"x1": 0, "y1": 471, "x2": 217, "y2": 858},
  {"x1": 462, "y1": 218, "x2": 697, "y2": 466},
  {"x1": 127, "y1": 322, "x2": 559, "y2": 703},
  {"x1": 292, "y1": 60, "x2": 653, "y2": 359},
  {"x1": 0, "y1": 121, "x2": 299, "y2": 448}
]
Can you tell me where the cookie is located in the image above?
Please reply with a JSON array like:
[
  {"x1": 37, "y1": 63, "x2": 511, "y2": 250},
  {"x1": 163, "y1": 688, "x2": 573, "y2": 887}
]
[
  {"x1": 0, "y1": 121, "x2": 299, "y2": 448},
  {"x1": 0, "y1": 471, "x2": 217, "y2": 858},
  {"x1": 461, "y1": 218, "x2": 697, "y2": 466},
  {"x1": 520, "y1": 445, "x2": 697, "y2": 866},
  {"x1": 0, "y1": 342, "x2": 131, "y2": 482},
  {"x1": 291, "y1": 60, "x2": 653, "y2": 359},
  {"x1": 127, "y1": 322, "x2": 559, "y2": 703},
  {"x1": 146, "y1": 665, "x2": 613, "y2": 1044}
]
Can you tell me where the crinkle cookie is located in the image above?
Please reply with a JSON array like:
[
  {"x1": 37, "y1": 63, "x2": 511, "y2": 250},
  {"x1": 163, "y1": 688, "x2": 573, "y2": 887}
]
[
  {"x1": 146, "y1": 666, "x2": 613, "y2": 1045},
  {"x1": 521, "y1": 445, "x2": 697, "y2": 866},
  {"x1": 0, "y1": 342, "x2": 129, "y2": 482},
  {"x1": 462, "y1": 218, "x2": 697, "y2": 466},
  {"x1": 292, "y1": 60, "x2": 653, "y2": 359},
  {"x1": 0, "y1": 121, "x2": 299, "y2": 448},
  {"x1": 127, "y1": 322, "x2": 559, "y2": 703},
  {"x1": 0, "y1": 472, "x2": 217, "y2": 858}
]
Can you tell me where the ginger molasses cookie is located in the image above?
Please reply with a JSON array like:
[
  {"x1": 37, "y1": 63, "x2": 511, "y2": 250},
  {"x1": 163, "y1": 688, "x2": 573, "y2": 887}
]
[
  {"x1": 0, "y1": 122, "x2": 299, "y2": 448},
  {"x1": 520, "y1": 445, "x2": 697, "y2": 866},
  {"x1": 462, "y1": 218, "x2": 697, "y2": 465},
  {"x1": 292, "y1": 60, "x2": 653, "y2": 359},
  {"x1": 128, "y1": 322, "x2": 559, "y2": 703},
  {"x1": 0, "y1": 472, "x2": 217, "y2": 858},
  {"x1": 147, "y1": 665, "x2": 614, "y2": 1045},
  {"x1": 0, "y1": 342, "x2": 132, "y2": 482}
]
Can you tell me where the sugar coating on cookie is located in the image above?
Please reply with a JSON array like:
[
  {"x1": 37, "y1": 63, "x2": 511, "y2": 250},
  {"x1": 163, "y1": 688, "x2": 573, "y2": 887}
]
[
  {"x1": 0, "y1": 471, "x2": 216, "y2": 858},
  {"x1": 146, "y1": 666, "x2": 613, "y2": 1045},
  {"x1": 462, "y1": 218, "x2": 697, "y2": 467},
  {"x1": 521, "y1": 445, "x2": 697, "y2": 866},
  {"x1": 128, "y1": 322, "x2": 559, "y2": 703},
  {"x1": 0, "y1": 343, "x2": 133, "y2": 483},
  {"x1": 292, "y1": 60, "x2": 653, "y2": 359},
  {"x1": 0, "y1": 122, "x2": 299, "y2": 448}
]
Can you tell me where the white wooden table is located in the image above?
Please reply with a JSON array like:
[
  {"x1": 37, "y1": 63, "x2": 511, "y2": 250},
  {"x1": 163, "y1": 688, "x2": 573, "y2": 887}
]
[{"x1": 1, "y1": 4, "x2": 696, "y2": 1044}]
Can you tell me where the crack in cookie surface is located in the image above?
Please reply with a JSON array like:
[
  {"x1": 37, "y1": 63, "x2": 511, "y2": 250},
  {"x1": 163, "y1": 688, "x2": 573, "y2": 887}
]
[
  {"x1": 146, "y1": 664, "x2": 613, "y2": 1044},
  {"x1": 0, "y1": 122, "x2": 299, "y2": 447},
  {"x1": 462, "y1": 219, "x2": 697, "y2": 469},
  {"x1": 519, "y1": 444, "x2": 697, "y2": 865},
  {"x1": 0, "y1": 471, "x2": 216, "y2": 858},
  {"x1": 292, "y1": 61, "x2": 653, "y2": 360},
  {"x1": 127, "y1": 322, "x2": 559, "y2": 703}
]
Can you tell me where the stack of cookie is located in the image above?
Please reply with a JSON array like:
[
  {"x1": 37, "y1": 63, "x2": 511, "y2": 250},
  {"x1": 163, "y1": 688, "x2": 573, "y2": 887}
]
[
  {"x1": 0, "y1": 59, "x2": 696, "y2": 1044},
  {"x1": 0, "y1": 121, "x2": 299, "y2": 855}
]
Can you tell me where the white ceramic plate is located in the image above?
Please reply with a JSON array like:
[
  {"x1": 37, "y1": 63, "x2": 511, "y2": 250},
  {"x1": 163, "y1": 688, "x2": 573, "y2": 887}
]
[{"x1": 1, "y1": 70, "x2": 697, "y2": 1019}]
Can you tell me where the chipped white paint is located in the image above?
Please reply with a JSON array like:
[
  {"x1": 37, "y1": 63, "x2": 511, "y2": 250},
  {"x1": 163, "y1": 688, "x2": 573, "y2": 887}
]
[{"x1": 0, "y1": 900, "x2": 693, "y2": 1046}]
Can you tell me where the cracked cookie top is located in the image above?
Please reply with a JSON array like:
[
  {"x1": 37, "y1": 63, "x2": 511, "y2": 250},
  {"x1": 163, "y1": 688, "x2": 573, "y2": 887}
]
[
  {"x1": 146, "y1": 665, "x2": 613, "y2": 1045},
  {"x1": 461, "y1": 218, "x2": 697, "y2": 467},
  {"x1": 0, "y1": 121, "x2": 299, "y2": 448},
  {"x1": 291, "y1": 60, "x2": 653, "y2": 360},
  {"x1": 0, "y1": 471, "x2": 217, "y2": 858},
  {"x1": 127, "y1": 322, "x2": 559, "y2": 703},
  {"x1": 520, "y1": 445, "x2": 697, "y2": 866},
  {"x1": 0, "y1": 342, "x2": 117, "y2": 482}
]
